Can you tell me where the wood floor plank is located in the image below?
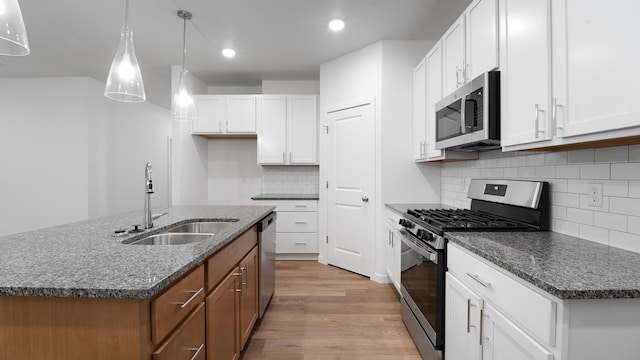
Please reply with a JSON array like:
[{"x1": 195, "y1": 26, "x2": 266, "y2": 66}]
[{"x1": 241, "y1": 261, "x2": 421, "y2": 359}]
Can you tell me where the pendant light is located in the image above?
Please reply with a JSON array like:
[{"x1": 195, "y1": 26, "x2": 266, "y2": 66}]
[
  {"x1": 171, "y1": 10, "x2": 196, "y2": 121},
  {"x1": 104, "y1": 0, "x2": 146, "y2": 103},
  {"x1": 0, "y1": 0, "x2": 30, "y2": 56}
]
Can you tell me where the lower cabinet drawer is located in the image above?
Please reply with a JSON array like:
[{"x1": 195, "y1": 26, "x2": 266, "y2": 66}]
[
  {"x1": 277, "y1": 212, "x2": 318, "y2": 232},
  {"x1": 448, "y1": 243, "x2": 558, "y2": 347},
  {"x1": 151, "y1": 265, "x2": 205, "y2": 344},
  {"x1": 276, "y1": 233, "x2": 318, "y2": 253},
  {"x1": 153, "y1": 302, "x2": 206, "y2": 360}
]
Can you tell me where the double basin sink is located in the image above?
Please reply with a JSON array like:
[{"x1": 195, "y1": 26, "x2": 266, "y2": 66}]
[{"x1": 127, "y1": 220, "x2": 238, "y2": 245}]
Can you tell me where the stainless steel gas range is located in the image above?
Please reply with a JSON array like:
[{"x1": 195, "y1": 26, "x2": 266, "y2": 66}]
[{"x1": 398, "y1": 179, "x2": 549, "y2": 360}]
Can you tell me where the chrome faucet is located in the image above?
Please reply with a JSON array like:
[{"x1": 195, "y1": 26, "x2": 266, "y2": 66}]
[{"x1": 143, "y1": 163, "x2": 154, "y2": 229}]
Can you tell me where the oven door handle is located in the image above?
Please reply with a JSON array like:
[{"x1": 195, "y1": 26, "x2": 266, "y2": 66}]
[{"x1": 400, "y1": 230, "x2": 438, "y2": 264}]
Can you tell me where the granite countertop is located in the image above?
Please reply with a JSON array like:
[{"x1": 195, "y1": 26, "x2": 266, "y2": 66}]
[
  {"x1": 252, "y1": 193, "x2": 319, "y2": 200},
  {"x1": 0, "y1": 205, "x2": 274, "y2": 299},
  {"x1": 446, "y1": 231, "x2": 640, "y2": 300}
]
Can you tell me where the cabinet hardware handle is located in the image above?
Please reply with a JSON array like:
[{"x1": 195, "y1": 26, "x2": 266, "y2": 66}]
[
  {"x1": 467, "y1": 298, "x2": 471, "y2": 333},
  {"x1": 242, "y1": 265, "x2": 248, "y2": 290},
  {"x1": 455, "y1": 66, "x2": 463, "y2": 87},
  {"x1": 295, "y1": 242, "x2": 307, "y2": 246},
  {"x1": 534, "y1": 104, "x2": 545, "y2": 139},
  {"x1": 294, "y1": 204, "x2": 308, "y2": 208},
  {"x1": 294, "y1": 221, "x2": 308, "y2": 224},
  {"x1": 225, "y1": 120, "x2": 229, "y2": 132},
  {"x1": 289, "y1": 152, "x2": 293, "y2": 163},
  {"x1": 173, "y1": 287, "x2": 204, "y2": 309},
  {"x1": 553, "y1": 98, "x2": 564, "y2": 132},
  {"x1": 282, "y1": 152, "x2": 286, "y2": 163},
  {"x1": 466, "y1": 272, "x2": 491, "y2": 288},
  {"x1": 187, "y1": 343, "x2": 205, "y2": 360},
  {"x1": 479, "y1": 309, "x2": 484, "y2": 346},
  {"x1": 219, "y1": 121, "x2": 222, "y2": 132}
]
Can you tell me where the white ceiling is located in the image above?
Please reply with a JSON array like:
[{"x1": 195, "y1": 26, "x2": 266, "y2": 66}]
[{"x1": 1, "y1": 0, "x2": 471, "y2": 107}]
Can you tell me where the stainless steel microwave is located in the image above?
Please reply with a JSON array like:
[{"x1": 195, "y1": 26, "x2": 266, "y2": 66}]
[{"x1": 435, "y1": 70, "x2": 500, "y2": 151}]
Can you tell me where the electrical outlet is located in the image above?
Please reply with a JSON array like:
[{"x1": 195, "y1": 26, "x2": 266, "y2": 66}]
[{"x1": 589, "y1": 183, "x2": 603, "y2": 207}]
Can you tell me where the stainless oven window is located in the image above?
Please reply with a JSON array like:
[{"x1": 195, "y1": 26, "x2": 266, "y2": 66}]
[{"x1": 436, "y1": 98, "x2": 462, "y2": 141}]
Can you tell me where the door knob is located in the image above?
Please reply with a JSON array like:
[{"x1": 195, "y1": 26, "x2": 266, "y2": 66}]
[{"x1": 362, "y1": 196, "x2": 369, "y2": 202}]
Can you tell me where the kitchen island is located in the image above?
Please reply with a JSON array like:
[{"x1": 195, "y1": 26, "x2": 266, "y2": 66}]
[{"x1": 0, "y1": 205, "x2": 275, "y2": 360}]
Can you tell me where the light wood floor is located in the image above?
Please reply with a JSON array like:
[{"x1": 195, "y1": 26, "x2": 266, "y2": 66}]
[{"x1": 242, "y1": 261, "x2": 422, "y2": 360}]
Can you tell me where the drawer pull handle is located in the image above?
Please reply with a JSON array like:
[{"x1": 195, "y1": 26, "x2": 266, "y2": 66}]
[
  {"x1": 295, "y1": 242, "x2": 307, "y2": 246},
  {"x1": 294, "y1": 221, "x2": 308, "y2": 224},
  {"x1": 242, "y1": 265, "x2": 248, "y2": 290},
  {"x1": 466, "y1": 273, "x2": 491, "y2": 288},
  {"x1": 467, "y1": 298, "x2": 471, "y2": 333},
  {"x1": 294, "y1": 204, "x2": 308, "y2": 208},
  {"x1": 479, "y1": 309, "x2": 484, "y2": 345},
  {"x1": 174, "y1": 287, "x2": 204, "y2": 309},
  {"x1": 187, "y1": 343, "x2": 205, "y2": 360}
]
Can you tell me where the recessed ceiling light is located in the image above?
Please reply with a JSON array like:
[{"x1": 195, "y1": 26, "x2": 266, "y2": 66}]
[
  {"x1": 329, "y1": 19, "x2": 345, "y2": 32},
  {"x1": 222, "y1": 48, "x2": 236, "y2": 58}
]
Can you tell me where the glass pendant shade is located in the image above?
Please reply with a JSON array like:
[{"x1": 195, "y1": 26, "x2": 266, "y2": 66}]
[
  {"x1": 104, "y1": 27, "x2": 146, "y2": 102},
  {"x1": 171, "y1": 68, "x2": 196, "y2": 120},
  {"x1": 0, "y1": 0, "x2": 30, "y2": 56}
]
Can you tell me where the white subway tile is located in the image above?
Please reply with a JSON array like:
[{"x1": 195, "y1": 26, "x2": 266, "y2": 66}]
[
  {"x1": 526, "y1": 154, "x2": 546, "y2": 166},
  {"x1": 485, "y1": 159, "x2": 498, "y2": 168},
  {"x1": 568, "y1": 149, "x2": 595, "y2": 164},
  {"x1": 602, "y1": 180, "x2": 628, "y2": 197},
  {"x1": 510, "y1": 156, "x2": 527, "y2": 167},
  {"x1": 567, "y1": 207, "x2": 594, "y2": 225},
  {"x1": 580, "y1": 164, "x2": 610, "y2": 179},
  {"x1": 610, "y1": 197, "x2": 640, "y2": 216},
  {"x1": 595, "y1": 146, "x2": 629, "y2": 163},
  {"x1": 547, "y1": 179, "x2": 568, "y2": 192},
  {"x1": 518, "y1": 167, "x2": 536, "y2": 179},
  {"x1": 630, "y1": 181, "x2": 640, "y2": 198},
  {"x1": 579, "y1": 194, "x2": 610, "y2": 212},
  {"x1": 550, "y1": 205, "x2": 567, "y2": 220},
  {"x1": 545, "y1": 152, "x2": 568, "y2": 166},
  {"x1": 553, "y1": 192, "x2": 581, "y2": 207},
  {"x1": 497, "y1": 157, "x2": 511, "y2": 168},
  {"x1": 628, "y1": 216, "x2": 640, "y2": 235},
  {"x1": 551, "y1": 219, "x2": 580, "y2": 237},
  {"x1": 504, "y1": 168, "x2": 519, "y2": 178},
  {"x1": 629, "y1": 144, "x2": 640, "y2": 162},
  {"x1": 567, "y1": 179, "x2": 589, "y2": 194},
  {"x1": 579, "y1": 224, "x2": 609, "y2": 245},
  {"x1": 556, "y1": 165, "x2": 580, "y2": 179},
  {"x1": 611, "y1": 163, "x2": 640, "y2": 180},
  {"x1": 490, "y1": 168, "x2": 504, "y2": 177},
  {"x1": 480, "y1": 168, "x2": 492, "y2": 177},
  {"x1": 609, "y1": 231, "x2": 640, "y2": 254},
  {"x1": 535, "y1": 166, "x2": 556, "y2": 178},
  {"x1": 594, "y1": 212, "x2": 627, "y2": 232}
]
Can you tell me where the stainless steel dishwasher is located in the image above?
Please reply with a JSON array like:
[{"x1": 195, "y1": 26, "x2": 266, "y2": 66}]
[{"x1": 258, "y1": 212, "x2": 276, "y2": 318}]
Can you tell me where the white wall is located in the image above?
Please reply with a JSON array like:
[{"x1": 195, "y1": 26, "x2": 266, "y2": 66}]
[
  {"x1": 208, "y1": 139, "x2": 262, "y2": 205},
  {"x1": 442, "y1": 146, "x2": 640, "y2": 254},
  {"x1": 0, "y1": 77, "x2": 172, "y2": 236},
  {"x1": 262, "y1": 80, "x2": 320, "y2": 95},
  {"x1": 208, "y1": 86, "x2": 262, "y2": 95}
]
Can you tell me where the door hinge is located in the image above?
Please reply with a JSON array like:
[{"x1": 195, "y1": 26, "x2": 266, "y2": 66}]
[
  {"x1": 323, "y1": 125, "x2": 329, "y2": 134},
  {"x1": 326, "y1": 181, "x2": 328, "y2": 189},
  {"x1": 326, "y1": 236, "x2": 329, "y2": 244}
]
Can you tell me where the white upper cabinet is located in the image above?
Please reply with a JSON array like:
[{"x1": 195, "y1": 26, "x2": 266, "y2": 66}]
[
  {"x1": 499, "y1": 0, "x2": 553, "y2": 148},
  {"x1": 442, "y1": 0, "x2": 499, "y2": 97},
  {"x1": 257, "y1": 95, "x2": 318, "y2": 165},
  {"x1": 192, "y1": 95, "x2": 257, "y2": 135},
  {"x1": 553, "y1": 0, "x2": 640, "y2": 141},
  {"x1": 413, "y1": 58, "x2": 427, "y2": 160},
  {"x1": 442, "y1": 15, "x2": 466, "y2": 96}
]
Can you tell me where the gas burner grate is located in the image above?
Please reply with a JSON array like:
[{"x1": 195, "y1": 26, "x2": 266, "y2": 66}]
[{"x1": 406, "y1": 208, "x2": 533, "y2": 232}]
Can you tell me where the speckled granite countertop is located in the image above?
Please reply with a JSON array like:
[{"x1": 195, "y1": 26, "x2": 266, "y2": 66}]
[
  {"x1": 0, "y1": 206, "x2": 274, "y2": 299},
  {"x1": 446, "y1": 231, "x2": 640, "y2": 300},
  {"x1": 252, "y1": 193, "x2": 319, "y2": 200}
]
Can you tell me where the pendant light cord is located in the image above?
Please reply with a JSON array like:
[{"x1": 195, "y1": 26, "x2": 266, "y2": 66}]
[
  {"x1": 182, "y1": 17, "x2": 187, "y2": 71},
  {"x1": 124, "y1": 0, "x2": 130, "y2": 28}
]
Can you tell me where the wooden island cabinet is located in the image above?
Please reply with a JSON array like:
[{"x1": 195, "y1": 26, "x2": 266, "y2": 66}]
[{"x1": 0, "y1": 225, "x2": 260, "y2": 360}]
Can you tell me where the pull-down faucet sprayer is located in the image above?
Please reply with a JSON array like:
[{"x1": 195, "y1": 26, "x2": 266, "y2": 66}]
[{"x1": 143, "y1": 163, "x2": 154, "y2": 229}]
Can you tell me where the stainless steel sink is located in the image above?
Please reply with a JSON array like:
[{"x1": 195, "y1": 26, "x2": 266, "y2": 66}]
[
  {"x1": 127, "y1": 233, "x2": 212, "y2": 245},
  {"x1": 165, "y1": 221, "x2": 236, "y2": 234}
]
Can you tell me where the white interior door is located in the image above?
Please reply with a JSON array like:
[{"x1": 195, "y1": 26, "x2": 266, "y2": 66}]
[{"x1": 326, "y1": 100, "x2": 375, "y2": 277}]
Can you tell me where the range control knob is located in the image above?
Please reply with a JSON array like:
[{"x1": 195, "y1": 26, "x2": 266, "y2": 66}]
[{"x1": 421, "y1": 231, "x2": 433, "y2": 242}]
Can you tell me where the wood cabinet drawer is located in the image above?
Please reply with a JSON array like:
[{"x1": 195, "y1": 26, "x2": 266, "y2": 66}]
[
  {"x1": 277, "y1": 212, "x2": 317, "y2": 232},
  {"x1": 153, "y1": 302, "x2": 206, "y2": 360},
  {"x1": 276, "y1": 233, "x2": 318, "y2": 253},
  {"x1": 275, "y1": 200, "x2": 318, "y2": 212},
  {"x1": 151, "y1": 265, "x2": 205, "y2": 344},
  {"x1": 448, "y1": 243, "x2": 557, "y2": 346},
  {"x1": 207, "y1": 226, "x2": 258, "y2": 292}
]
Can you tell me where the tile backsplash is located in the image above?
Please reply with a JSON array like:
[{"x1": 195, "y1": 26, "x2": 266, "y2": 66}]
[
  {"x1": 262, "y1": 166, "x2": 319, "y2": 194},
  {"x1": 441, "y1": 144, "x2": 640, "y2": 253}
]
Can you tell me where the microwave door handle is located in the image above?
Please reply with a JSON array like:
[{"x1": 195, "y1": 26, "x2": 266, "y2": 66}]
[{"x1": 460, "y1": 96, "x2": 466, "y2": 134}]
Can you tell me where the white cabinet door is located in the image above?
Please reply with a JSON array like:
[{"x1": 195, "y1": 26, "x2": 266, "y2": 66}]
[
  {"x1": 288, "y1": 95, "x2": 318, "y2": 164},
  {"x1": 553, "y1": 0, "x2": 640, "y2": 140},
  {"x1": 384, "y1": 222, "x2": 396, "y2": 289},
  {"x1": 465, "y1": 0, "x2": 498, "y2": 81},
  {"x1": 257, "y1": 96, "x2": 287, "y2": 164},
  {"x1": 446, "y1": 273, "x2": 482, "y2": 360},
  {"x1": 425, "y1": 42, "x2": 445, "y2": 160},
  {"x1": 413, "y1": 58, "x2": 427, "y2": 160},
  {"x1": 442, "y1": 15, "x2": 466, "y2": 96},
  {"x1": 192, "y1": 95, "x2": 224, "y2": 133},
  {"x1": 499, "y1": 0, "x2": 554, "y2": 148},
  {"x1": 226, "y1": 95, "x2": 256, "y2": 133},
  {"x1": 482, "y1": 303, "x2": 554, "y2": 360}
]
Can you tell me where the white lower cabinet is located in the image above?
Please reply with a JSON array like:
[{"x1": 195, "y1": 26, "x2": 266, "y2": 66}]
[
  {"x1": 384, "y1": 209, "x2": 402, "y2": 292},
  {"x1": 446, "y1": 243, "x2": 558, "y2": 360},
  {"x1": 272, "y1": 200, "x2": 318, "y2": 260}
]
